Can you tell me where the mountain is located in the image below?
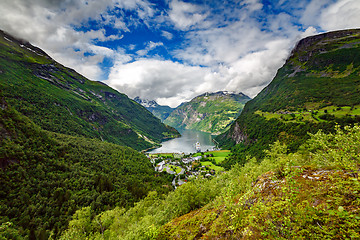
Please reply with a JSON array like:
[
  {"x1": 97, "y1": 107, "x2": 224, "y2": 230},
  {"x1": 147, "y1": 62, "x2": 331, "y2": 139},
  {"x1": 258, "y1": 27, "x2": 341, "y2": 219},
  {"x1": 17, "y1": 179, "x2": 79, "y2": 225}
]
[
  {"x1": 0, "y1": 30, "x2": 179, "y2": 151},
  {"x1": 164, "y1": 91, "x2": 251, "y2": 134},
  {"x1": 217, "y1": 29, "x2": 360, "y2": 166},
  {"x1": 0, "y1": 97, "x2": 173, "y2": 239},
  {"x1": 0, "y1": 30, "x2": 177, "y2": 238},
  {"x1": 133, "y1": 97, "x2": 159, "y2": 108},
  {"x1": 134, "y1": 96, "x2": 174, "y2": 122}
]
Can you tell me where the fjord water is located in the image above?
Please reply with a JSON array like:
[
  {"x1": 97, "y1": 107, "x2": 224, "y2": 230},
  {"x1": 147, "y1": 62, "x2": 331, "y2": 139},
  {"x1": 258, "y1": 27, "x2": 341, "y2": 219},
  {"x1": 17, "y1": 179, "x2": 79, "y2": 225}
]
[{"x1": 148, "y1": 129, "x2": 215, "y2": 154}]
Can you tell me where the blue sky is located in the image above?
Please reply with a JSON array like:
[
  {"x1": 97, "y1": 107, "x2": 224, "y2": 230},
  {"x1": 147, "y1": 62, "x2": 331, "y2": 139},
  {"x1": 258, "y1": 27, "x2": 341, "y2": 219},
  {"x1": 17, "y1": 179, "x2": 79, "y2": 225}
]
[{"x1": 1, "y1": 0, "x2": 360, "y2": 107}]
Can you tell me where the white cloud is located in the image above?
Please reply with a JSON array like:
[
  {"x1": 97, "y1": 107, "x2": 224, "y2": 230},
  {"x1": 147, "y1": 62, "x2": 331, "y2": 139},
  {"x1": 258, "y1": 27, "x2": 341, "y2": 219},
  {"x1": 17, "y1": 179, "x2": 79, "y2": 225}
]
[
  {"x1": 300, "y1": 0, "x2": 360, "y2": 31},
  {"x1": 224, "y1": 38, "x2": 292, "y2": 96},
  {"x1": 2, "y1": 0, "x2": 359, "y2": 108},
  {"x1": 106, "y1": 37, "x2": 292, "y2": 107},
  {"x1": 300, "y1": 0, "x2": 331, "y2": 27},
  {"x1": 0, "y1": 0, "x2": 155, "y2": 80},
  {"x1": 105, "y1": 1, "x2": 320, "y2": 106},
  {"x1": 299, "y1": 26, "x2": 318, "y2": 39},
  {"x1": 161, "y1": 30, "x2": 173, "y2": 40},
  {"x1": 106, "y1": 59, "x2": 214, "y2": 107},
  {"x1": 168, "y1": 0, "x2": 208, "y2": 30},
  {"x1": 136, "y1": 41, "x2": 164, "y2": 56},
  {"x1": 242, "y1": 0, "x2": 263, "y2": 11},
  {"x1": 319, "y1": 0, "x2": 360, "y2": 31}
]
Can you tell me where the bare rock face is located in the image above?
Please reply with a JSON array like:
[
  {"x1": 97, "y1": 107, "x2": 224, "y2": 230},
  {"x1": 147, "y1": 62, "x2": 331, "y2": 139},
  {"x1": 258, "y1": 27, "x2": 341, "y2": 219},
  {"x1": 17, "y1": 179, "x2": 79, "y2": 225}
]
[
  {"x1": 0, "y1": 96, "x2": 8, "y2": 110},
  {"x1": 229, "y1": 121, "x2": 248, "y2": 144}
]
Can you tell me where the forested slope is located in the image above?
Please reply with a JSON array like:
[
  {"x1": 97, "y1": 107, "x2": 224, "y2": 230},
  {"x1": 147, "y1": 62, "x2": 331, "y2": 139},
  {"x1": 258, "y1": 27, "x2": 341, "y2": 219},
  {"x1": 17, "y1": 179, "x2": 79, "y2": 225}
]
[
  {"x1": 0, "y1": 30, "x2": 179, "y2": 151},
  {"x1": 217, "y1": 29, "x2": 360, "y2": 167},
  {"x1": 0, "y1": 99, "x2": 172, "y2": 239}
]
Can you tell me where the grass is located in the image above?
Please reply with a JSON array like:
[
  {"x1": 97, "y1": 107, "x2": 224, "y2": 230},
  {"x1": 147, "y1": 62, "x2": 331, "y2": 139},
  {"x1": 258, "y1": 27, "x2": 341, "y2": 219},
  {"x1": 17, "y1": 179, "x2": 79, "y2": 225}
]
[
  {"x1": 174, "y1": 166, "x2": 183, "y2": 174},
  {"x1": 210, "y1": 157, "x2": 226, "y2": 164},
  {"x1": 255, "y1": 105, "x2": 360, "y2": 123},
  {"x1": 207, "y1": 150, "x2": 231, "y2": 164},
  {"x1": 149, "y1": 153, "x2": 174, "y2": 158},
  {"x1": 200, "y1": 161, "x2": 225, "y2": 172},
  {"x1": 193, "y1": 150, "x2": 231, "y2": 164},
  {"x1": 165, "y1": 164, "x2": 182, "y2": 174},
  {"x1": 209, "y1": 150, "x2": 231, "y2": 157},
  {"x1": 194, "y1": 150, "x2": 230, "y2": 157}
]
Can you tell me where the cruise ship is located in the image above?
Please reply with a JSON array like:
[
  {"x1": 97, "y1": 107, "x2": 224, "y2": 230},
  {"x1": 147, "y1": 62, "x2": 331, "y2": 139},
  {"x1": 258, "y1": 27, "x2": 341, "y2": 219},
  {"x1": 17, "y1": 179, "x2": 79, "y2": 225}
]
[{"x1": 195, "y1": 142, "x2": 201, "y2": 152}]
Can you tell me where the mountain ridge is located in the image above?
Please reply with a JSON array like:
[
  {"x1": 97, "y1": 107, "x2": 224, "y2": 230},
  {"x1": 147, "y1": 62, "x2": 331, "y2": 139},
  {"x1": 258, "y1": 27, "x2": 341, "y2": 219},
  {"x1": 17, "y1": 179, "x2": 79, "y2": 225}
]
[
  {"x1": 164, "y1": 91, "x2": 251, "y2": 134},
  {"x1": 217, "y1": 28, "x2": 360, "y2": 166},
  {"x1": 0, "y1": 30, "x2": 179, "y2": 150}
]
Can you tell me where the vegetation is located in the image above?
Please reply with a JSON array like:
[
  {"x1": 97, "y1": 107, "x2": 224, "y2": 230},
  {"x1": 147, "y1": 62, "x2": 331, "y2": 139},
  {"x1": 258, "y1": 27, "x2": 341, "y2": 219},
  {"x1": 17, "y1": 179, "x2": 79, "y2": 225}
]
[
  {"x1": 0, "y1": 30, "x2": 179, "y2": 151},
  {"x1": 217, "y1": 29, "x2": 360, "y2": 167},
  {"x1": 2, "y1": 28, "x2": 360, "y2": 240},
  {"x1": 193, "y1": 150, "x2": 231, "y2": 164},
  {"x1": 164, "y1": 92, "x2": 250, "y2": 134},
  {"x1": 0, "y1": 103, "x2": 172, "y2": 239},
  {"x1": 56, "y1": 125, "x2": 360, "y2": 239},
  {"x1": 256, "y1": 105, "x2": 360, "y2": 123}
]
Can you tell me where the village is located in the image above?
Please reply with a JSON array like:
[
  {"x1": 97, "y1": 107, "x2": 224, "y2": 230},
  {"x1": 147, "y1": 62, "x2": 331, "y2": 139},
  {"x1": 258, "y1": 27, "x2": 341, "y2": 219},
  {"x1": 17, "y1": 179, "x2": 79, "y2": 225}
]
[{"x1": 147, "y1": 149, "x2": 231, "y2": 188}]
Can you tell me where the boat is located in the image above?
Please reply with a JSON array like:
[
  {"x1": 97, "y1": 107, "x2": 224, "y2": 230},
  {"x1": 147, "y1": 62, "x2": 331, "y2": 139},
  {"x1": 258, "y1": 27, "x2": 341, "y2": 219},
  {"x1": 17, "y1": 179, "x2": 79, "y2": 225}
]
[{"x1": 195, "y1": 142, "x2": 201, "y2": 152}]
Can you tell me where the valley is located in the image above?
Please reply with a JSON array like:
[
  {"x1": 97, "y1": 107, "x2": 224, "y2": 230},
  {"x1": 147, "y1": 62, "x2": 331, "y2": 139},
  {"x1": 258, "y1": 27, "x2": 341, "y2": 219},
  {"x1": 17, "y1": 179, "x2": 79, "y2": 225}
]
[
  {"x1": 135, "y1": 92, "x2": 251, "y2": 135},
  {"x1": 1, "y1": 19, "x2": 360, "y2": 240}
]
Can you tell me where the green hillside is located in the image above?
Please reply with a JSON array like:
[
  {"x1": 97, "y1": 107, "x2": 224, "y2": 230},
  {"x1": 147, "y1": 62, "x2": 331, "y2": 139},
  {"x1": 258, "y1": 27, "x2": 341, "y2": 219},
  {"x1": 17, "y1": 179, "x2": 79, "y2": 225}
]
[
  {"x1": 57, "y1": 124, "x2": 360, "y2": 239},
  {"x1": 164, "y1": 91, "x2": 251, "y2": 134},
  {"x1": 217, "y1": 29, "x2": 360, "y2": 167},
  {"x1": 0, "y1": 99, "x2": 173, "y2": 239},
  {"x1": 0, "y1": 30, "x2": 179, "y2": 151}
]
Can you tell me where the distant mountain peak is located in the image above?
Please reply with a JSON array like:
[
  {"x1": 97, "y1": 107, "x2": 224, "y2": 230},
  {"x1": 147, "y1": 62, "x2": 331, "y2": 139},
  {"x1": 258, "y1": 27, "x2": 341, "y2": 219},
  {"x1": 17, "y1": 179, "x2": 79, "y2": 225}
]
[
  {"x1": 198, "y1": 91, "x2": 250, "y2": 99},
  {"x1": 134, "y1": 97, "x2": 174, "y2": 122},
  {"x1": 134, "y1": 96, "x2": 159, "y2": 108}
]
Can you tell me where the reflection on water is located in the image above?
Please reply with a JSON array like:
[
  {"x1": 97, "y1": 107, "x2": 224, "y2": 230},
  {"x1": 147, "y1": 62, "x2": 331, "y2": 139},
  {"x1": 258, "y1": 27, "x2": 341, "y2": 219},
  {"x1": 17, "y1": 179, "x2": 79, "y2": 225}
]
[{"x1": 148, "y1": 129, "x2": 215, "y2": 154}]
